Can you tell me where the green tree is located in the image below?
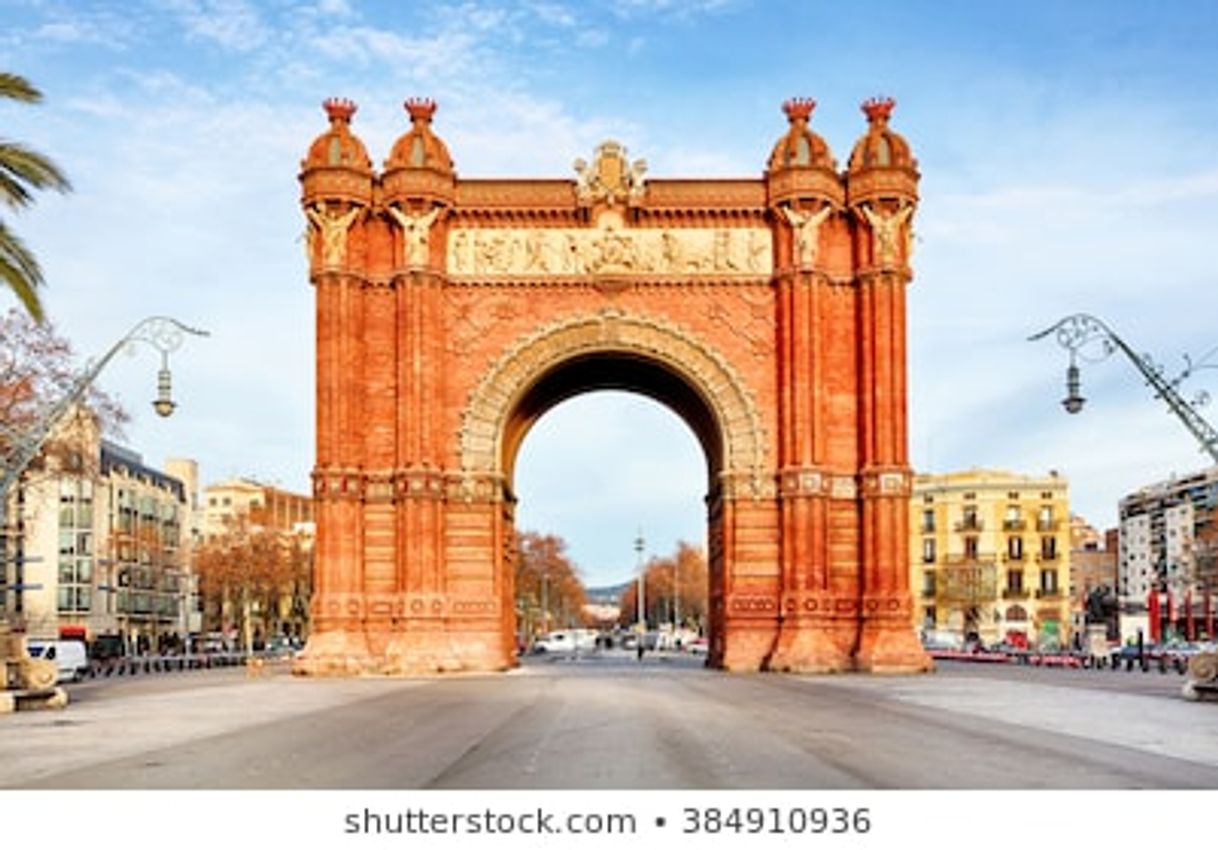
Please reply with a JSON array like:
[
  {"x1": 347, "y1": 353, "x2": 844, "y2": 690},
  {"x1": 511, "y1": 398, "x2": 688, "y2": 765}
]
[{"x1": 1, "y1": 72, "x2": 72, "y2": 322}]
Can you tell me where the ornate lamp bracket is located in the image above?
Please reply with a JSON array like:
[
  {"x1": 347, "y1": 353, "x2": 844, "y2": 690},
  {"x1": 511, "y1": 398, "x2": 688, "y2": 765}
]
[{"x1": 1030, "y1": 312, "x2": 1218, "y2": 463}]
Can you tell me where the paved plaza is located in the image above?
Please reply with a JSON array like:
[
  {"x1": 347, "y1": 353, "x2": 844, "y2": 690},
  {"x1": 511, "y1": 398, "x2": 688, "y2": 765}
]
[{"x1": 1, "y1": 654, "x2": 1215, "y2": 789}]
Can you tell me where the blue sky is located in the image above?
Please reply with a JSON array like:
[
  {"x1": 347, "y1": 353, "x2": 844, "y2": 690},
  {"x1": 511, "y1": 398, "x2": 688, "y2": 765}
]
[{"x1": 4, "y1": 1, "x2": 1218, "y2": 587}]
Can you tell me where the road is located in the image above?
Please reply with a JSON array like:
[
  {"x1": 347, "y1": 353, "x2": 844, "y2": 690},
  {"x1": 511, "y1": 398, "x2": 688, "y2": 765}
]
[{"x1": 2, "y1": 651, "x2": 1215, "y2": 789}]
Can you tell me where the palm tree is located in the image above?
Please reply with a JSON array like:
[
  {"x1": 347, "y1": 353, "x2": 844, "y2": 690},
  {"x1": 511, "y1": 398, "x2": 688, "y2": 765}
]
[{"x1": 1, "y1": 72, "x2": 71, "y2": 322}]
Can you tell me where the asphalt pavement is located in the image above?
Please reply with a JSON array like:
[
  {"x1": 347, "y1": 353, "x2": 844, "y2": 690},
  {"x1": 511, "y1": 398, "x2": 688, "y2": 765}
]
[{"x1": 1, "y1": 650, "x2": 1215, "y2": 789}]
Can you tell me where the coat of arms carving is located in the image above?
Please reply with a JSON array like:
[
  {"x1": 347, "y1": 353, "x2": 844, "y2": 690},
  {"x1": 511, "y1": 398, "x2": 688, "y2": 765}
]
[{"x1": 573, "y1": 140, "x2": 647, "y2": 206}]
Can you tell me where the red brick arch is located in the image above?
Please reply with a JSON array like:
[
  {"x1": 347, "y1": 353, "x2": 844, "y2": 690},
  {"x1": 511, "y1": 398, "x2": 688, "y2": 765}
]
[
  {"x1": 295, "y1": 97, "x2": 931, "y2": 675},
  {"x1": 457, "y1": 309, "x2": 766, "y2": 485}
]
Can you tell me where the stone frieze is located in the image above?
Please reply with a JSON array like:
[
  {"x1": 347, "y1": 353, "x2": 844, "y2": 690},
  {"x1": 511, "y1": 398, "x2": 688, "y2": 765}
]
[{"x1": 447, "y1": 218, "x2": 772, "y2": 278}]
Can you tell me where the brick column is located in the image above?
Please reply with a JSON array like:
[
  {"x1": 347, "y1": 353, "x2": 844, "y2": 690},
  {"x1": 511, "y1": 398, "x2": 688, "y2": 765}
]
[{"x1": 853, "y1": 267, "x2": 930, "y2": 671}]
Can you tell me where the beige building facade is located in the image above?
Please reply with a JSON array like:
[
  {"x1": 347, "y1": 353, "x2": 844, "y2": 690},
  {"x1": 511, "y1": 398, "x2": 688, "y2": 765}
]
[
  {"x1": 911, "y1": 469, "x2": 1072, "y2": 649},
  {"x1": 0, "y1": 412, "x2": 194, "y2": 653}
]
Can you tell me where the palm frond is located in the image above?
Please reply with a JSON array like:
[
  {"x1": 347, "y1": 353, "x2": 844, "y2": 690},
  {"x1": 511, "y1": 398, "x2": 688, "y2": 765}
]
[
  {"x1": 0, "y1": 141, "x2": 71, "y2": 208},
  {"x1": 0, "y1": 73, "x2": 42, "y2": 104},
  {"x1": 0, "y1": 220, "x2": 45, "y2": 322}
]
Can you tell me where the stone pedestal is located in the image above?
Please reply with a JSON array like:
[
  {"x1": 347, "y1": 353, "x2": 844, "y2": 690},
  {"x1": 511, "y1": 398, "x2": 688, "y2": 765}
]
[{"x1": 855, "y1": 620, "x2": 933, "y2": 673}]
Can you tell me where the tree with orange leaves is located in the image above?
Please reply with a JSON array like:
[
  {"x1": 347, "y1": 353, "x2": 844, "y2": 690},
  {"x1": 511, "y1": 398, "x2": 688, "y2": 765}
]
[
  {"x1": 618, "y1": 540, "x2": 708, "y2": 632},
  {"x1": 514, "y1": 530, "x2": 588, "y2": 642},
  {"x1": 194, "y1": 513, "x2": 312, "y2": 650}
]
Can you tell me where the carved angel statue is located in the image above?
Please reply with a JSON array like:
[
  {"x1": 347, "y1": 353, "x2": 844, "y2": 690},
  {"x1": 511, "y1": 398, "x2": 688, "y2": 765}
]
[
  {"x1": 781, "y1": 203, "x2": 834, "y2": 268},
  {"x1": 306, "y1": 202, "x2": 362, "y2": 267},
  {"x1": 859, "y1": 201, "x2": 914, "y2": 266},
  {"x1": 626, "y1": 157, "x2": 648, "y2": 205},
  {"x1": 573, "y1": 157, "x2": 594, "y2": 204},
  {"x1": 388, "y1": 205, "x2": 441, "y2": 266}
]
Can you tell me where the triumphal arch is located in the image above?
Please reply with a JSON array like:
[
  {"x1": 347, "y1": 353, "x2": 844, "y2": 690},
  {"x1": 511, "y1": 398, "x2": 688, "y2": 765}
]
[{"x1": 294, "y1": 95, "x2": 931, "y2": 675}]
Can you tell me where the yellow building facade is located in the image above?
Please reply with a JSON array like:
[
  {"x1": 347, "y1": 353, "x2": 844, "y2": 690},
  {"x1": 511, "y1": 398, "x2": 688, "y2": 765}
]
[{"x1": 911, "y1": 469, "x2": 1072, "y2": 649}]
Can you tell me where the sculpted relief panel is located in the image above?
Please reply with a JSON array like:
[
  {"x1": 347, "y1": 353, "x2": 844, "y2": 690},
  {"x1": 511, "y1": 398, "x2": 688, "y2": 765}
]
[{"x1": 447, "y1": 214, "x2": 772, "y2": 279}]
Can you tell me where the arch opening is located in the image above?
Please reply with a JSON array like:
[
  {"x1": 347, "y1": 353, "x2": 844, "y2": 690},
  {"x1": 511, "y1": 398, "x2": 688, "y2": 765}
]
[
  {"x1": 503, "y1": 355, "x2": 724, "y2": 657},
  {"x1": 502, "y1": 352, "x2": 724, "y2": 490}
]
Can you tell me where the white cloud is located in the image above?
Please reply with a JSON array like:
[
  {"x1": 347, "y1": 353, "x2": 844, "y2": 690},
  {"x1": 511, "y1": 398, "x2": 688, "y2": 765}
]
[
  {"x1": 315, "y1": 0, "x2": 354, "y2": 17},
  {"x1": 159, "y1": 0, "x2": 271, "y2": 52}
]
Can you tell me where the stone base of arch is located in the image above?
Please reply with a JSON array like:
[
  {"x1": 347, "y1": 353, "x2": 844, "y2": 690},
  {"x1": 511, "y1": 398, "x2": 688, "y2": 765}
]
[
  {"x1": 296, "y1": 623, "x2": 516, "y2": 676},
  {"x1": 768, "y1": 617, "x2": 857, "y2": 673},
  {"x1": 855, "y1": 619, "x2": 935, "y2": 673}
]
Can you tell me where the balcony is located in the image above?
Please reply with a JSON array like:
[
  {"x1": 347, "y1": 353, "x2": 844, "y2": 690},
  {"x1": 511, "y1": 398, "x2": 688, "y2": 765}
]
[
  {"x1": 1002, "y1": 588, "x2": 1029, "y2": 600},
  {"x1": 1035, "y1": 588, "x2": 1062, "y2": 600},
  {"x1": 1003, "y1": 519, "x2": 1027, "y2": 532},
  {"x1": 1036, "y1": 519, "x2": 1061, "y2": 532},
  {"x1": 954, "y1": 518, "x2": 984, "y2": 532}
]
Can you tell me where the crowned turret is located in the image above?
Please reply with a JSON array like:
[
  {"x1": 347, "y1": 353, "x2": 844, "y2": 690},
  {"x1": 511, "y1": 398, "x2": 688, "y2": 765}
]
[
  {"x1": 845, "y1": 97, "x2": 918, "y2": 207},
  {"x1": 382, "y1": 98, "x2": 456, "y2": 208},
  {"x1": 300, "y1": 98, "x2": 374, "y2": 208},
  {"x1": 766, "y1": 97, "x2": 844, "y2": 212}
]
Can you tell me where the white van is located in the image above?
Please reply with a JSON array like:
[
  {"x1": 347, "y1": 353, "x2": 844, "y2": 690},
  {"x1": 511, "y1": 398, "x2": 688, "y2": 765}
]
[
  {"x1": 26, "y1": 639, "x2": 89, "y2": 683},
  {"x1": 533, "y1": 630, "x2": 596, "y2": 654}
]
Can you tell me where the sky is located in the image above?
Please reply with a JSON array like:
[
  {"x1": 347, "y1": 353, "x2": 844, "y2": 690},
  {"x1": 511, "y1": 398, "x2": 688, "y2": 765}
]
[{"x1": 4, "y1": 0, "x2": 1218, "y2": 588}]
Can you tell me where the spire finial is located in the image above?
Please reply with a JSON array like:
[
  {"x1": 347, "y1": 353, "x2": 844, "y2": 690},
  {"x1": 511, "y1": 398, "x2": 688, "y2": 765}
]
[
  {"x1": 782, "y1": 97, "x2": 816, "y2": 124},
  {"x1": 405, "y1": 98, "x2": 438, "y2": 124},
  {"x1": 861, "y1": 96, "x2": 895, "y2": 125},
  {"x1": 323, "y1": 97, "x2": 357, "y2": 124}
]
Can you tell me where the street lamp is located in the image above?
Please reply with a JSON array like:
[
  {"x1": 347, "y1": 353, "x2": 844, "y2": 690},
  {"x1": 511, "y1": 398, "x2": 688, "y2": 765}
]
[
  {"x1": 634, "y1": 532, "x2": 645, "y2": 634},
  {"x1": 1030, "y1": 313, "x2": 1218, "y2": 463},
  {"x1": 1062, "y1": 354, "x2": 1085, "y2": 414},
  {"x1": 0, "y1": 315, "x2": 208, "y2": 501}
]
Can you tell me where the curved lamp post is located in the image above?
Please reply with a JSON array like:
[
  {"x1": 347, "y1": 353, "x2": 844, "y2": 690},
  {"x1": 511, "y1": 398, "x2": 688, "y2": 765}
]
[
  {"x1": 1029, "y1": 312, "x2": 1218, "y2": 463},
  {"x1": 0, "y1": 316, "x2": 208, "y2": 501},
  {"x1": 1, "y1": 316, "x2": 207, "y2": 629}
]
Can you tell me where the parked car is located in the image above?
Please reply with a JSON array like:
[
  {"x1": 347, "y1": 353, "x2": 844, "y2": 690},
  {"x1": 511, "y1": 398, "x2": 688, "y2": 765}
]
[
  {"x1": 687, "y1": 637, "x2": 709, "y2": 655},
  {"x1": 26, "y1": 639, "x2": 89, "y2": 683},
  {"x1": 89, "y1": 634, "x2": 125, "y2": 662}
]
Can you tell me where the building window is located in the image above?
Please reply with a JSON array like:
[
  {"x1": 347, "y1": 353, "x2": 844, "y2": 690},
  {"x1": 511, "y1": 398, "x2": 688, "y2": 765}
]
[
  {"x1": 1006, "y1": 570, "x2": 1023, "y2": 593},
  {"x1": 1041, "y1": 536, "x2": 1057, "y2": 560},
  {"x1": 923, "y1": 606, "x2": 937, "y2": 628},
  {"x1": 1008, "y1": 536, "x2": 1023, "y2": 560},
  {"x1": 1004, "y1": 504, "x2": 1024, "y2": 531},
  {"x1": 964, "y1": 536, "x2": 979, "y2": 559},
  {"x1": 921, "y1": 509, "x2": 935, "y2": 533},
  {"x1": 961, "y1": 506, "x2": 980, "y2": 531},
  {"x1": 1038, "y1": 505, "x2": 1055, "y2": 531},
  {"x1": 922, "y1": 570, "x2": 937, "y2": 597},
  {"x1": 922, "y1": 538, "x2": 936, "y2": 563},
  {"x1": 56, "y1": 585, "x2": 91, "y2": 612},
  {"x1": 1040, "y1": 569, "x2": 1058, "y2": 594}
]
